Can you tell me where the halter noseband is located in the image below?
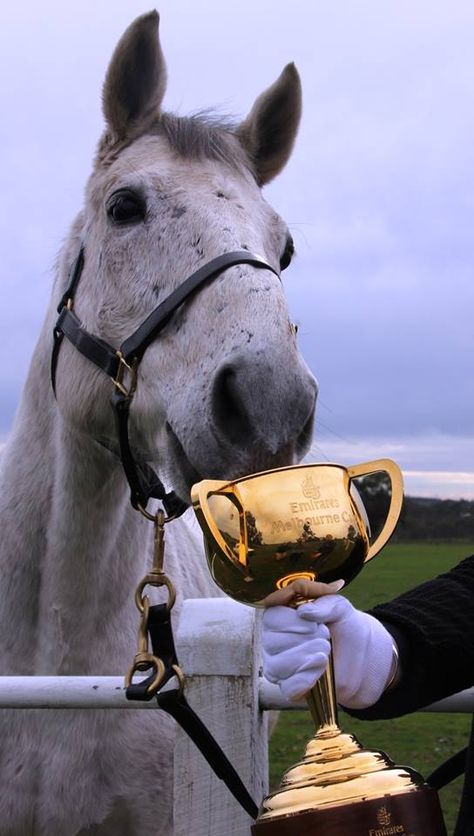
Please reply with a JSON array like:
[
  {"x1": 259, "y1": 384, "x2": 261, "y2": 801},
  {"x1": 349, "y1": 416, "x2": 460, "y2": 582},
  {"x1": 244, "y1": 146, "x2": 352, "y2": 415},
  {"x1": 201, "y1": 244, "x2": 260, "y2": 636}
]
[{"x1": 51, "y1": 247, "x2": 280, "y2": 518}]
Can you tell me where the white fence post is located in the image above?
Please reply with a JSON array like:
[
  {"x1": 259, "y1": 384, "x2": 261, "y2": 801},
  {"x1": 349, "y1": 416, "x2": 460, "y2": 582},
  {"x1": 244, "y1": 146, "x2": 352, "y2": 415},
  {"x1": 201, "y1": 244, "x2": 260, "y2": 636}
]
[{"x1": 174, "y1": 598, "x2": 267, "y2": 836}]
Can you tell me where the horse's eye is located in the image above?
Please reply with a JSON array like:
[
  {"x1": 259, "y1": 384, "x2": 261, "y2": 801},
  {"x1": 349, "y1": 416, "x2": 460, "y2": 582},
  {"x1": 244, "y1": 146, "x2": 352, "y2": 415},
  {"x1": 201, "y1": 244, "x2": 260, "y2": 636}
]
[
  {"x1": 107, "y1": 190, "x2": 146, "y2": 225},
  {"x1": 280, "y1": 236, "x2": 295, "y2": 271}
]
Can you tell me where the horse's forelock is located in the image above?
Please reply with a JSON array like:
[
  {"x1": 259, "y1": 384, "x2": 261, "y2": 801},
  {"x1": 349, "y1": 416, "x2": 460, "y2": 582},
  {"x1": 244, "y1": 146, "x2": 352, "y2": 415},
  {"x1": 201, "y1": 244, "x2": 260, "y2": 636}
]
[
  {"x1": 160, "y1": 113, "x2": 252, "y2": 172},
  {"x1": 94, "y1": 111, "x2": 254, "y2": 177}
]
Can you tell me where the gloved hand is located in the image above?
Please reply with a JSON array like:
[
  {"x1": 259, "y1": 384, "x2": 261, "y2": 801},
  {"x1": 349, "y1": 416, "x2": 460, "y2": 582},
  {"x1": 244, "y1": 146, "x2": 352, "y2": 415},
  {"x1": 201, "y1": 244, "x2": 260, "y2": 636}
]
[
  {"x1": 262, "y1": 607, "x2": 332, "y2": 702},
  {"x1": 262, "y1": 582, "x2": 395, "y2": 709}
]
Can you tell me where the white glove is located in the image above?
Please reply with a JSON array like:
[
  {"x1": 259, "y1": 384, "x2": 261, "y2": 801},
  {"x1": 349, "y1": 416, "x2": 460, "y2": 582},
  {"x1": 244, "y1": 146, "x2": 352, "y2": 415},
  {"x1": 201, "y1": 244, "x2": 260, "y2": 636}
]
[
  {"x1": 262, "y1": 607, "x2": 331, "y2": 702},
  {"x1": 262, "y1": 595, "x2": 395, "y2": 709}
]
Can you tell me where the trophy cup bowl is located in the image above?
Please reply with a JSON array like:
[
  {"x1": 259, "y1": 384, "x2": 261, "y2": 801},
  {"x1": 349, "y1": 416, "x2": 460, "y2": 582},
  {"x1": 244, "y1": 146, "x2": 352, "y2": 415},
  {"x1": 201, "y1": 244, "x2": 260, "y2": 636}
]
[{"x1": 192, "y1": 460, "x2": 447, "y2": 836}]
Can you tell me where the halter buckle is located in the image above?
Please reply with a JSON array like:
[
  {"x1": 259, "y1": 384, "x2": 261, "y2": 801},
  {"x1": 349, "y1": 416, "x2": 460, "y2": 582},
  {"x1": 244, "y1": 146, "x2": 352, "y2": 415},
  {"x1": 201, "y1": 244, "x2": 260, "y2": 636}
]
[{"x1": 112, "y1": 351, "x2": 138, "y2": 398}]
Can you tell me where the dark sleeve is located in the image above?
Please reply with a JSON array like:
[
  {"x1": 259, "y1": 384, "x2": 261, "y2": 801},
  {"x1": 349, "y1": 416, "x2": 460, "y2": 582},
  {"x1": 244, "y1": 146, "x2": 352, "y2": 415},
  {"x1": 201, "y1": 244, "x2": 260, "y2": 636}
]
[{"x1": 346, "y1": 554, "x2": 474, "y2": 721}]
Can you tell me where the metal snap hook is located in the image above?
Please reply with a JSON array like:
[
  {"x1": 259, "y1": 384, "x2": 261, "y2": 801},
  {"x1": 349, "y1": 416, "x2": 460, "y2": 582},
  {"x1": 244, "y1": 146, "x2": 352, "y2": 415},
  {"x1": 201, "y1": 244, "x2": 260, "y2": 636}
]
[
  {"x1": 135, "y1": 573, "x2": 176, "y2": 613},
  {"x1": 124, "y1": 653, "x2": 166, "y2": 697}
]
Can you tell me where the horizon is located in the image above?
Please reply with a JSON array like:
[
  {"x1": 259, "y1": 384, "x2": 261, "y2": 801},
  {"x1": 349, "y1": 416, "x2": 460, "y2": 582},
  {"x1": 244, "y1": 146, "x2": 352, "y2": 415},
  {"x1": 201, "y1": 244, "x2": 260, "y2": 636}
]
[{"x1": 0, "y1": 438, "x2": 472, "y2": 502}]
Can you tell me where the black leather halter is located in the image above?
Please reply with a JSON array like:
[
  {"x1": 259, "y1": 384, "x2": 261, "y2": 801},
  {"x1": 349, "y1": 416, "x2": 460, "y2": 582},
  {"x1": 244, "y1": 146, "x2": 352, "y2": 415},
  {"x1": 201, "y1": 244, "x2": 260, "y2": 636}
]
[{"x1": 51, "y1": 247, "x2": 280, "y2": 517}]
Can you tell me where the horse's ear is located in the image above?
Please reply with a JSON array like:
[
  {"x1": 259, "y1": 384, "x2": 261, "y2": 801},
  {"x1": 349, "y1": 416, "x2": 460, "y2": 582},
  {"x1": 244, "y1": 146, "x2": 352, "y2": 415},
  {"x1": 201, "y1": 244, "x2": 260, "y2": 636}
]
[
  {"x1": 237, "y1": 63, "x2": 302, "y2": 186},
  {"x1": 102, "y1": 11, "x2": 166, "y2": 141}
]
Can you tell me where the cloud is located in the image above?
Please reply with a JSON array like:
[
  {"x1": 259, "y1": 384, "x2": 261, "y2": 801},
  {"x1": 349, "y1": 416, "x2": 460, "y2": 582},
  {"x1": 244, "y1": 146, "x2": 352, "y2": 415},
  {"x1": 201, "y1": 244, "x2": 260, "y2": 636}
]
[
  {"x1": 403, "y1": 471, "x2": 474, "y2": 500},
  {"x1": 1, "y1": 2, "x2": 473, "y2": 470},
  {"x1": 308, "y1": 433, "x2": 474, "y2": 499}
]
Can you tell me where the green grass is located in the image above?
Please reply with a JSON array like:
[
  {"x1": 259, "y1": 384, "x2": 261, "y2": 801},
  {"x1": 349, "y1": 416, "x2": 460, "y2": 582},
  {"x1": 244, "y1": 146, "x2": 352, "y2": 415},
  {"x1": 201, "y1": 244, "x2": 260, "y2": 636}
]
[{"x1": 268, "y1": 542, "x2": 474, "y2": 835}]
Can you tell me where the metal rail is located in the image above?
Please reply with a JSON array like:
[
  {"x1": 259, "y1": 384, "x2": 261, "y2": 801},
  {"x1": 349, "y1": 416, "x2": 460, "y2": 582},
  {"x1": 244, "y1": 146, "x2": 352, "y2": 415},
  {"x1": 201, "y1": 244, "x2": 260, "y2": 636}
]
[{"x1": 0, "y1": 676, "x2": 472, "y2": 713}]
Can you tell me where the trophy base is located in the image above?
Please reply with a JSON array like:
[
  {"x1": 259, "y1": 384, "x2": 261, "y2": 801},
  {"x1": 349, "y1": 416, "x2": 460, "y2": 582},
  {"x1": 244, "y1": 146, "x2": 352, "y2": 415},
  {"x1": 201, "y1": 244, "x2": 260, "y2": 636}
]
[{"x1": 251, "y1": 785, "x2": 447, "y2": 835}]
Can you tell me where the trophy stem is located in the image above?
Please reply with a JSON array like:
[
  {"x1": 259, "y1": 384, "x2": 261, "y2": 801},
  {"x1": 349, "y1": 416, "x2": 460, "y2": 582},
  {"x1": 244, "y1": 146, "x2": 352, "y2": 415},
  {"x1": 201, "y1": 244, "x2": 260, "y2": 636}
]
[{"x1": 305, "y1": 648, "x2": 339, "y2": 735}]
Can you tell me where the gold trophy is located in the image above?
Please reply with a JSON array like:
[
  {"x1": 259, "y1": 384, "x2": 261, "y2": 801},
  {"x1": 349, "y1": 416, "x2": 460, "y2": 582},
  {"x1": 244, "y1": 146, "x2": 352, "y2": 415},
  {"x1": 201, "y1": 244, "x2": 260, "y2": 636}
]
[{"x1": 192, "y1": 460, "x2": 447, "y2": 836}]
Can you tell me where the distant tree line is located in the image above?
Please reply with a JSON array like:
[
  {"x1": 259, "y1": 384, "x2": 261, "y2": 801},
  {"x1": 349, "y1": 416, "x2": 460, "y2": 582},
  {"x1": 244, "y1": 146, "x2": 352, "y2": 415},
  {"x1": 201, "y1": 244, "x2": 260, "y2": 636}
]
[{"x1": 354, "y1": 473, "x2": 474, "y2": 542}]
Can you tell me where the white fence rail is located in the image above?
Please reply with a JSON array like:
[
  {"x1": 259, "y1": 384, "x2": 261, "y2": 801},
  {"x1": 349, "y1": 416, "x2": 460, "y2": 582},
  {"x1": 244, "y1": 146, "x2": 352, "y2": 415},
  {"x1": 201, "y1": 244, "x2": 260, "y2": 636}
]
[{"x1": 0, "y1": 598, "x2": 473, "y2": 835}]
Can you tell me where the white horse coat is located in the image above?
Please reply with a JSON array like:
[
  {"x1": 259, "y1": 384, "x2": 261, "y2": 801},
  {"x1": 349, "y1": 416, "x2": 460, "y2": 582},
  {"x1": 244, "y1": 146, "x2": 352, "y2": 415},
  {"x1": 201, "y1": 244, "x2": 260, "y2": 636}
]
[{"x1": 0, "y1": 12, "x2": 317, "y2": 835}]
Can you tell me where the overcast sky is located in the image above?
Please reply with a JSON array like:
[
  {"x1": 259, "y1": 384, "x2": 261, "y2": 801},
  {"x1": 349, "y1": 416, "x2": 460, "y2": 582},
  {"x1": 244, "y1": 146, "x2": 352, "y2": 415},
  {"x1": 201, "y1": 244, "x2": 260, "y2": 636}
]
[{"x1": 1, "y1": 1, "x2": 473, "y2": 499}]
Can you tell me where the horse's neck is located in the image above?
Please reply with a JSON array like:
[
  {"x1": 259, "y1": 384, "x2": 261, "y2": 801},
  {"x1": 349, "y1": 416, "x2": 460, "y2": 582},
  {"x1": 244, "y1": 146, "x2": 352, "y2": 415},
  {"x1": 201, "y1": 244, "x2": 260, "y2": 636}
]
[
  {"x1": 0, "y1": 341, "x2": 153, "y2": 673},
  {"x1": 0, "y1": 325, "x2": 215, "y2": 676}
]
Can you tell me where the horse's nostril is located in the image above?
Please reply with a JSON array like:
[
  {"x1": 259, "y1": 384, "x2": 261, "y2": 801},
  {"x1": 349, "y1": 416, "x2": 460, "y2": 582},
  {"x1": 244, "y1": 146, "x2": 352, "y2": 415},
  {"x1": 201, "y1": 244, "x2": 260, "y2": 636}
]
[
  {"x1": 212, "y1": 365, "x2": 256, "y2": 445},
  {"x1": 212, "y1": 358, "x2": 317, "y2": 458}
]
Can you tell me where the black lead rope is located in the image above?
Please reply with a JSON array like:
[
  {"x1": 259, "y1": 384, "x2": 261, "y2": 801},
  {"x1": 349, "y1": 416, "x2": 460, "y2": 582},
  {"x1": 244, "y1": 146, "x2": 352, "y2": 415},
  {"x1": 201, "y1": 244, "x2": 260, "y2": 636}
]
[
  {"x1": 427, "y1": 747, "x2": 468, "y2": 790},
  {"x1": 157, "y1": 691, "x2": 259, "y2": 820},
  {"x1": 126, "y1": 604, "x2": 259, "y2": 820}
]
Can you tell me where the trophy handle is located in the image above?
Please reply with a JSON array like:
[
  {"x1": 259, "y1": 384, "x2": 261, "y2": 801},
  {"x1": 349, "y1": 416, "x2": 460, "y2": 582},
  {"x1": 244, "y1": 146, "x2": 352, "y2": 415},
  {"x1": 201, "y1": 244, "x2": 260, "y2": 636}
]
[
  {"x1": 347, "y1": 458, "x2": 403, "y2": 561},
  {"x1": 191, "y1": 479, "x2": 249, "y2": 570}
]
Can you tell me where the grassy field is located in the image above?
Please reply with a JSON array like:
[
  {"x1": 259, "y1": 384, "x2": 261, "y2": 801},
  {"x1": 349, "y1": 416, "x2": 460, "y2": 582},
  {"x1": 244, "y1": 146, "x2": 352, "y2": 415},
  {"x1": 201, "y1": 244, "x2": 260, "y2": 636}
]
[{"x1": 268, "y1": 541, "x2": 474, "y2": 835}]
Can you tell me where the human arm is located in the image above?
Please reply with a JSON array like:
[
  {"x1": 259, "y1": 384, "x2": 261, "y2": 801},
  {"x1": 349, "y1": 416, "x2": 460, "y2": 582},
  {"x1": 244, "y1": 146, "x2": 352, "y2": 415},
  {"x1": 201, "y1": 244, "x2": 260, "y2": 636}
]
[
  {"x1": 350, "y1": 554, "x2": 474, "y2": 720},
  {"x1": 262, "y1": 555, "x2": 474, "y2": 716}
]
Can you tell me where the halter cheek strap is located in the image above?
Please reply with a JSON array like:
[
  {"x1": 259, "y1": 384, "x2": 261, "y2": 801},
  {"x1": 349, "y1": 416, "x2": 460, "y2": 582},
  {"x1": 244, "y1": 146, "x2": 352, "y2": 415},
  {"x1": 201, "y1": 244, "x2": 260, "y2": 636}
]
[{"x1": 51, "y1": 247, "x2": 280, "y2": 516}]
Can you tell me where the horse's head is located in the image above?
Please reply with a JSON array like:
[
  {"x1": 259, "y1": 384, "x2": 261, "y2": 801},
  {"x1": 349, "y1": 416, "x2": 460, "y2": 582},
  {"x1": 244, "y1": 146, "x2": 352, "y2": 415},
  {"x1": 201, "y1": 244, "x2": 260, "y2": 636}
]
[{"x1": 53, "y1": 12, "x2": 317, "y2": 501}]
